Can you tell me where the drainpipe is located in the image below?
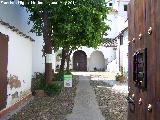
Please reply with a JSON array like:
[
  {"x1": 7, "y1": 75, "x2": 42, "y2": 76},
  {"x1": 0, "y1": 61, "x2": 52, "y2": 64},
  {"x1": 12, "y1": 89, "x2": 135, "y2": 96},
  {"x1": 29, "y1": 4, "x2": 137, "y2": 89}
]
[{"x1": 119, "y1": 34, "x2": 123, "y2": 71}]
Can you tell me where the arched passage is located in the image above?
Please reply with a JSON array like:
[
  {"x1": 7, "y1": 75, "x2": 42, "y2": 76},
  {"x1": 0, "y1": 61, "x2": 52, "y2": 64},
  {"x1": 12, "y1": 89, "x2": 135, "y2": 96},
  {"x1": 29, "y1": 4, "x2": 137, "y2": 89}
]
[
  {"x1": 73, "y1": 50, "x2": 87, "y2": 71},
  {"x1": 89, "y1": 51, "x2": 105, "y2": 71}
]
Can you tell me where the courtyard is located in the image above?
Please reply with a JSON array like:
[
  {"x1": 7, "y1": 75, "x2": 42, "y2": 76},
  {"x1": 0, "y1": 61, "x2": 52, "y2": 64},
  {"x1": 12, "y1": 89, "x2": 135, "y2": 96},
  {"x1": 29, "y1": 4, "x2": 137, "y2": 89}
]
[{"x1": 1, "y1": 72, "x2": 128, "y2": 120}]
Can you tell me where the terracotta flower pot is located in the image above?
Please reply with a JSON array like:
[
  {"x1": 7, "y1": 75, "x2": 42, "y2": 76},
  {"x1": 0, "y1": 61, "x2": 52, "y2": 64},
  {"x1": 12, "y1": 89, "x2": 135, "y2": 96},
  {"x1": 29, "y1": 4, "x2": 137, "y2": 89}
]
[{"x1": 119, "y1": 75, "x2": 125, "y2": 82}]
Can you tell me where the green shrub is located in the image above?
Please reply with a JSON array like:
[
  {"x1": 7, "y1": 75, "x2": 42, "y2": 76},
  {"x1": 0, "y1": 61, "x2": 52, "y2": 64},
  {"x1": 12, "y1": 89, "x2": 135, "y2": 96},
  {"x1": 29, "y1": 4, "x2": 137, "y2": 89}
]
[
  {"x1": 32, "y1": 72, "x2": 45, "y2": 91},
  {"x1": 115, "y1": 73, "x2": 121, "y2": 81},
  {"x1": 53, "y1": 70, "x2": 72, "y2": 81},
  {"x1": 44, "y1": 83, "x2": 62, "y2": 96},
  {"x1": 32, "y1": 72, "x2": 62, "y2": 96},
  {"x1": 53, "y1": 72, "x2": 64, "y2": 81},
  {"x1": 63, "y1": 70, "x2": 71, "y2": 75}
]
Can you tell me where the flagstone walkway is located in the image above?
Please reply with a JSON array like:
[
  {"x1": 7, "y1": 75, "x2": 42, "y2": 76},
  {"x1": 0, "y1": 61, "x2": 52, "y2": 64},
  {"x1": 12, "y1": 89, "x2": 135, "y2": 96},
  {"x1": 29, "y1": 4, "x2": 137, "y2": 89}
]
[{"x1": 66, "y1": 75, "x2": 105, "y2": 120}]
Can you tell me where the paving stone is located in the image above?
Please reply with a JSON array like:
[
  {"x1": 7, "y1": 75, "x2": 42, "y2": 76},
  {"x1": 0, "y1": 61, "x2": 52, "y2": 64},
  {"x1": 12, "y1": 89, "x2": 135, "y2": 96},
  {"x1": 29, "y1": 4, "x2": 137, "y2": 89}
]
[{"x1": 66, "y1": 76, "x2": 105, "y2": 120}]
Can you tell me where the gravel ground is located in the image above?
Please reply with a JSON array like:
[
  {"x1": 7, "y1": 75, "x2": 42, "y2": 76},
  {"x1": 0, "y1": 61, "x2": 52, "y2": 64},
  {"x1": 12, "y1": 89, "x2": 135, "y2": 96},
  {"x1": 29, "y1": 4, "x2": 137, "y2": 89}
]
[
  {"x1": 9, "y1": 75, "x2": 79, "y2": 120},
  {"x1": 90, "y1": 80, "x2": 128, "y2": 120}
]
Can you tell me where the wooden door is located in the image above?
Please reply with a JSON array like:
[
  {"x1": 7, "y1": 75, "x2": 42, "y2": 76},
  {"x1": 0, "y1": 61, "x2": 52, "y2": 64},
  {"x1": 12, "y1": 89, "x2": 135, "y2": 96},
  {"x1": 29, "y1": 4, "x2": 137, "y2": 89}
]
[
  {"x1": 128, "y1": 0, "x2": 160, "y2": 120},
  {"x1": 73, "y1": 50, "x2": 87, "y2": 71},
  {"x1": 0, "y1": 32, "x2": 8, "y2": 111}
]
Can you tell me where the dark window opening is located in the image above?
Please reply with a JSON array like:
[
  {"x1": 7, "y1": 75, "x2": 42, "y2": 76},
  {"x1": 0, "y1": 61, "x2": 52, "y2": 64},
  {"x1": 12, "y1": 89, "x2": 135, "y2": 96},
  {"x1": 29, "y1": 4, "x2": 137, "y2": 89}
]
[
  {"x1": 109, "y1": 3, "x2": 113, "y2": 7},
  {"x1": 124, "y1": 5, "x2": 128, "y2": 11}
]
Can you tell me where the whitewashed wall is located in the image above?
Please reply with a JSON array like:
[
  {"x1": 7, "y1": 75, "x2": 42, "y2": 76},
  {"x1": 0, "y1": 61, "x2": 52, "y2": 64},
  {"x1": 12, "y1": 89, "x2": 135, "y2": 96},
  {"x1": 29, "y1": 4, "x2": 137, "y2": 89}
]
[
  {"x1": 0, "y1": 24, "x2": 33, "y2": 107},
  {"x1": 104, "y1": 0, "x2": 129, "y2": 39},
  {"x1": 89, "y1": 51, "x2": 105, "y2": 71},
  {"x1": 32, "y1": 36, "x2": 45, "y2": 74},
  {"x1": 116, "y1": 38, "x2": 120, "y2": 70},
  {"x1": 117, "y1": 0, "x2": 129, "y2": 19},
  {"x1": 0, "y1": 2, "x2": 46, "y2": 110},
  {"x1": 0, "y1": 3, "x2": 45, "y2": 74},
  {"x1": 70, "y1": 46, "x2": 116, "y2": 71},
  {"x1": 121, "y1": 30, "x2": 128, "y2": 74},
  {"x1": 104, "y1": 14, "x2": 118, "y2": 38},
  {"x1": 115, "y1": 29, "x2": 128, "y2": 75}
]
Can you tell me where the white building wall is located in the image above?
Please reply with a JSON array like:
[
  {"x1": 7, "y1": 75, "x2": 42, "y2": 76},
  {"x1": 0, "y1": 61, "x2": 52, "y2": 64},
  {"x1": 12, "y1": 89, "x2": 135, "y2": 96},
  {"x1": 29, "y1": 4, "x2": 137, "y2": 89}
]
[
  {"x1": 120, "y1": 46, "x2": 123, "y2": 67},
  {"x1": 0, "y1": 24, "x2": 33, "y2": 107},
  {"x1": 89, "y1": 51, "x2": 105, "y2": 71},
  {"x1": 70, "y1": 46, "x2": 116, "y2": 71},
  {"x1": 32, "y1": 36, "x2": 45, "y2": 74},
  {"x1": 104, "y1": 14, "x2": 119, "y2": 38},
  {"x1": 0, "y1": 3, "x2": 45, "y2": 74},
  {"x1": 116, "y1": 29, "x2": 128, "y2": 74},
  {"x1": 117, "y1": 0, "x2": 129, "y2": 19},
  {"x1": 105, "y1": 0, "x2": 129, "y2": 39},
  {"x1": 121, "y1": 30, "x2": 128, "y2": 74},
  {"x1": 116, "y1": 38, "x2": 120, "y2": 69}
]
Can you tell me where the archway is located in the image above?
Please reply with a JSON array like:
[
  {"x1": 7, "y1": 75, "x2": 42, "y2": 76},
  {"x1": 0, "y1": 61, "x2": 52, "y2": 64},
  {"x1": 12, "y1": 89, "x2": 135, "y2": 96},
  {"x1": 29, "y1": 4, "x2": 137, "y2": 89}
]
[
  {"x1": 89, "y1": 51, "x2": 105, "y2": 71},
  {"x1": 73, "y1": 50, "x2": 87, "y2": 71}
]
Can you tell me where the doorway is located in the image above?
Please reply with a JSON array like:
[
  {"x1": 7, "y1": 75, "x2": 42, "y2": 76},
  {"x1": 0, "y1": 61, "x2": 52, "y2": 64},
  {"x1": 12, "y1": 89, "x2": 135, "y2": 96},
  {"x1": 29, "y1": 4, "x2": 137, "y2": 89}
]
[
  {"x1": 0, "y1": 32, "x2": 8, "y2": 111},
  {"x1": 73, "y1": 50, "x2": 87, "y2": 71}
]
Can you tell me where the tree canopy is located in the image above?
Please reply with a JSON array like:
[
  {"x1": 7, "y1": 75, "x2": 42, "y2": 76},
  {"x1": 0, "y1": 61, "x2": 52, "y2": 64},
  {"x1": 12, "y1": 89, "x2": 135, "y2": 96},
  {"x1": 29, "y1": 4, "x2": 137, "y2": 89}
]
[
  {"x1": 22, "y1": 0, "x2": 110, "y2": 51},
  {"x1": 22, "y1": 0, "x2": 110, "y2": 79},
  {"x1": 49, "y1": 0, "x2": 111, "y2": 72},
  {"x1": 51, "y1": 0, "x2": 110, "y2": 51}
]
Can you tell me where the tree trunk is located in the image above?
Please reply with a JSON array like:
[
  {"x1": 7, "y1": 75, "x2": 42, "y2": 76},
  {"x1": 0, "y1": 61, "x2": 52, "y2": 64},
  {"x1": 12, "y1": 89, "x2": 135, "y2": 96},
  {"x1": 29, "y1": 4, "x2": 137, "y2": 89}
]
[
  {"x1": 60, "y1": 48, "x2": 66, "y2": 73},
  {"x1": 43, "y1": 11, "x2": 52, "y2": 85},
  {"x1": 66, "y1": 55, "x2": 70, "y2": 72},
  {"x1": 66, "y1": 50, "x2": 72, "y2": 72}
]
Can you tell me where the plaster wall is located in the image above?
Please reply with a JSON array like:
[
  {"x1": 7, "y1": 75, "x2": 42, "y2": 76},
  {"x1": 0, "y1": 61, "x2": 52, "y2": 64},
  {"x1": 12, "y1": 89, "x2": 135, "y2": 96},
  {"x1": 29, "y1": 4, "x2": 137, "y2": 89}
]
[
  {"x1": 0, "y1": 23, "x2": 32, "y2": 107},
  {"x1": 0, "y1": 2, "x2": 45, "y2": 74},
  {"x1": 54, "y1": 46, "x2": 116, "y2": 71},
  {"x1": 121, "y1": 30, "x2": 128, "y2": 73},
  {"x1": 89, "y1": 51, "x2": 105, "y2": 71}
]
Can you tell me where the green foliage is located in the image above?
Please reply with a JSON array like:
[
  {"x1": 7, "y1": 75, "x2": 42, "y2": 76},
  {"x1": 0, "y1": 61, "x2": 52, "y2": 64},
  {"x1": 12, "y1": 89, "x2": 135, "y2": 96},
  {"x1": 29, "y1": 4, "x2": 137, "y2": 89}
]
[
  {"x1": 53, "y1": 70, "x2": 72, "y2": 81},
  {"x1": 22, "y1": 0, "x2": 110, "y2": 51},
  {"x1": 115, "y1": 66, "x2": 124, "y2": 81},
  {"x1": 115, "y1": 73, "x2": 125, "y2": 82},
  {"x1": 22, "y1": 0, "x2": 111, "y2": 73},
  {"x1": 32, "y1": 72, "x2": 62, "y2": 96},
  {"x1": 63, "y1": 70, "x2": 71, "y2": 75},
  {"x1": 115, "y1": 73, "x2": 121, "y2": 81},
  {"x1": 52, "y1": 0, "x2": 111, "y2": 72},
  {"x1": 32, "y1": 72, "x2": 45, "y2": 90},
  {"x1": 44, "y1": 83, "x2": 62, "y2": 96},
  {"x1": 53, "y1": 72, "x2": 64, "y2": 81},
  {"x1": 51, "y1": 0, "x2": 110, "y2": 52},
  {"x1": 55, "y1": 65, "x2": 60, "y2": 71}
]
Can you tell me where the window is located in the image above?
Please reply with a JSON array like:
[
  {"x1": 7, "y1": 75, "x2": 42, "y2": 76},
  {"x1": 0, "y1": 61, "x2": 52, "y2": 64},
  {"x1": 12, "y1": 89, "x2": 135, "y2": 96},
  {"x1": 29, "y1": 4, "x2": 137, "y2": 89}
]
[
  {"x1": 124, "y1": 5, "x2": 128, "y2": 11},
  {"x1": 109, "y1": 3, "x2": 113, "y2": 7}
]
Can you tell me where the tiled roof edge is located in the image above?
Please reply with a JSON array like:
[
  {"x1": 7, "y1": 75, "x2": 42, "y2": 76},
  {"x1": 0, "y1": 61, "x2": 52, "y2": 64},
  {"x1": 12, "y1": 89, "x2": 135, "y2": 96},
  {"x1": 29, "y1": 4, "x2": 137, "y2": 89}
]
[{"x1": 0, "y1": 19, "x2": 35, "y2": 42}]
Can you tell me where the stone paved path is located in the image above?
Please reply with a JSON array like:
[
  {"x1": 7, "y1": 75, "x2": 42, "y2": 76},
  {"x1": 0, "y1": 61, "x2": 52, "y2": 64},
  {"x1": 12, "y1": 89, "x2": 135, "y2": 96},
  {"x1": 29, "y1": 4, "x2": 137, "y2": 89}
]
[{"x1": 66, "y1": 75, "x2": 105, "y2": 120}]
